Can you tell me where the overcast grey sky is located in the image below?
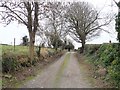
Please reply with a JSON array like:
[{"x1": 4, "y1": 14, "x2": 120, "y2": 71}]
[{"x1": 0, "y1": 0, "x2": 119, "y2": 49}]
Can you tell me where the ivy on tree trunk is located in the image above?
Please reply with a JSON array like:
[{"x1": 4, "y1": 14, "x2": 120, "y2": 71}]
[
  {"x1": 115, "y1": 9, "x2": 120, "y2": 43},
  {"x1": 115, "y1": 2, "x2": 120, "y2": 57}
]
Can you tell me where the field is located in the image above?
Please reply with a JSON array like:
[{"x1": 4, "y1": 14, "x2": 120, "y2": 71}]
[
  {"x1": 1, "y1": 45, "x2": 55, "y2": 55},
  {"x1": 1, "y1": 45, "x2": 29, "y2": 55},
  {"x1": 1, "y1": 44, "x2": 56, "y2": 57}
]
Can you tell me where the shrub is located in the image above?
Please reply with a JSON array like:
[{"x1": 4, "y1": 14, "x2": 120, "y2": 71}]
[
  {"x1": 2, "y1": 53, "x2": 20, "y2": 73},
  {"x1": 85, "y1": 43, "x2": 120, "y2": 87},
  {"x1": 2, "y1": 52, "x2": 38, "y2": 73},
  {"x1": 84, "y1": 44, "x2": 101, "y2": 55}
]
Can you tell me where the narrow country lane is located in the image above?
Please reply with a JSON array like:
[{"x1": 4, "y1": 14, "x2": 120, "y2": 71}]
[{"x1": 21, "y1": 52, "x2": 92, "y2": 88}]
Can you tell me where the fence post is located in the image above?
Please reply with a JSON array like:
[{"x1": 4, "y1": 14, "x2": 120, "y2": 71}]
[{"x1": 14, "y1": 38, "x2": 15, "y2": 52}]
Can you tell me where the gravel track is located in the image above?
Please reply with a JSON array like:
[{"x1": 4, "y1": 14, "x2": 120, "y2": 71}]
[{"x1": 21, "y1": 52, "x2": 92, "y2": 88}]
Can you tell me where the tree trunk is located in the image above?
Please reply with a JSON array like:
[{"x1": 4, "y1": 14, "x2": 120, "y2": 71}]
[
  {"x1": 81, "y1": 40, "x2": 85, "y2": 53},
  {"x1": 55, "y1": 41, "x2": 58, "y2": 51},
  {"x1": 29, "y1": 32, "x2": 35, "y2": 61}
]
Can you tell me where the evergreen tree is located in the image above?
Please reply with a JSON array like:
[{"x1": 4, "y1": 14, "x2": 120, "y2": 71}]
[
  {"x1": 115, "y1": 1, "x2": 120, "y2": 57},
  {"x1": 22, "y1": 36, "x2": 28, "y2": 46},
  {"x1": 115, "y1": 2, "x2": 120, "y2": 44}
]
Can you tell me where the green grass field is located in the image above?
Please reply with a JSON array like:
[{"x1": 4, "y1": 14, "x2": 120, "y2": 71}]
[
  {"x1": 1, "y1": 45, "x2": 56, "y2": 56},
  {"x1": 1, "y1": 45, "x2": 31, "y2": 56}
]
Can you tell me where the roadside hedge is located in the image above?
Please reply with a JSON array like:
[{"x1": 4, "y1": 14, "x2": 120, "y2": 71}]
[
  {"x1": 85, "y1": 43, "x2": 120, "y2": 88},
  {"x1": 2, "y1": 46, "x2": 61, "y2": 73}
]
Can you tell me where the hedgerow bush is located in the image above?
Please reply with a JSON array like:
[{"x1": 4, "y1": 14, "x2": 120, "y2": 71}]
[
  {"x1": 2, "y1": 45, "x2": 62, "y2": 73},
  {"x1": 2, "y1": 53, "x2": 20, "y2": 73},
  {"x1": 98, "y1": 44, "x2": 115, "y2": 67},
  {"x1": 2, "y1": 52, "x2": 39, "y2": 73},
  {"x1": 85, "y1": 43, "x2": 120, "y2": 88},
  {"x1": 84, "y1": 44, "x2": 101, "y2": 55},
  {"x1": 108, "y1": 59, "x2": 120, "y2": 88}
]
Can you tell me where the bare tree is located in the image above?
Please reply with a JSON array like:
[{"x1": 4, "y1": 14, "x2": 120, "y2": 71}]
[
  {"x1": 65, "y1": 2, "x2": 113, "y2": 53},
  {"x1": 0, "y1": 1, "x2": 44, "y2": 61},
  {"x1": 43, "y1": 2, "x2": 67, "y2": 50}
]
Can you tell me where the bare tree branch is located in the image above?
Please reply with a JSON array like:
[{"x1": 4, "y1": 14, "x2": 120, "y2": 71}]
[{"x1": 1, "y1": 4, "x2": 28, "y2": 26}]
